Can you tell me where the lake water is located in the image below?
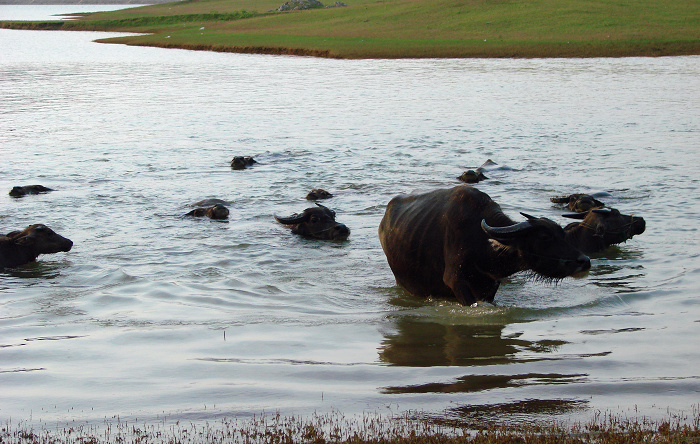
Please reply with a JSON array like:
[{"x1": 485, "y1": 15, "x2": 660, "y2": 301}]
[{"x1": 1, "y1": 6, "x2": 699, "y2": 432}]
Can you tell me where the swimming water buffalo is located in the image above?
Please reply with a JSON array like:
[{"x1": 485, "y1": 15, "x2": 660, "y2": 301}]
[
  {"x1": 275, "y1": 203, "x2": 350, "y2": 240},
  {"x1": 185, "y1": 204, "x2": 230, "y2": 220},
  {"x1": 1, "y1": 224, "x2": 73, "y2": 268},
  {"x1": 231, "y1": 156, "x2": 256, "y2": 170},
  {"x1": 378, "y1": 185, "x2": 591, "y2": 306},
  {"x1": 563, "y1": 207, "x2": 646, "y2": 254},
  {"x1": 457, "y1": 169, "x2": 488, "y2": 184},
  {"x1": 551, "y1": 194, "x2": 605, "y2": 212},
  {"x1": 306, "y1": 188, "x2": 333, "y2": 200},
  {"x1": 9, "y1": 185, "x2": 53, "y2": 197}
]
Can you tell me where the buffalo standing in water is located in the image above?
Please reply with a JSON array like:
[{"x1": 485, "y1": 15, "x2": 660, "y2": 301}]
[
  {"x1": 1, "y1": 224, "x2": 73, "y2": 268},
  {"x1": 275, "y1": 203, "x2": 350, "y2": 241},
  {"x1": 563, "y1": 207, "x2": 646, "y2": 254},
  {"x1": 378, "y1": 185, "x2": 590, "y2": 306}
]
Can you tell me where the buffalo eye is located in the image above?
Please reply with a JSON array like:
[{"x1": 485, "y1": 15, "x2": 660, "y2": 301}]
[
  {"x1": 309, "y1": 215, "x2": 319, "y2": 224},
  {"x1": 537, "y1": 231, "x2": 553, "y2": 242}
]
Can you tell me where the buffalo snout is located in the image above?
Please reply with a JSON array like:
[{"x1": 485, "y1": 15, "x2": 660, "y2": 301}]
[
  {"x1": 329, "y1": 223, "x2": 351, "y2": 241},
  {"x1": 631, "y1": 217, "x2": 646, "y2": 236},
  {"x1": 573, "y1": 253, "x2": 591, "y2": 275}
]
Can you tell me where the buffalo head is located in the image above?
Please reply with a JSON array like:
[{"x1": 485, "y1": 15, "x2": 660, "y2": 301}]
[
  {"x1": 482, "y1": 212, "x2": 591, "y2": 280},
  {"x1": 551, "y1": 194, "x2": 605, "y2": 212},
  {"x1": 185, "y1": 204, "x2": 229, "y2": 220},
  {"x1": 563, "y1": 207, "x2": 646, "y2": 254},
  {"x1": 9, "y1": 185, "x2": 54, "y2": 198},
  {"x1": 275, "y1": 203, "x2": 350, "y2": 241},
  {"x1": 1, "y1": 224, "x2": 73, "y2": 268},
  {"x1": 231, "y1": 156, "x2": 256, "y2": 170},
  {"x1": 458, "y1": 170, "x2": 488, "y2": 184},
  {"x1": 306, "y1": 188, "x2": 333, "y2": 200}
]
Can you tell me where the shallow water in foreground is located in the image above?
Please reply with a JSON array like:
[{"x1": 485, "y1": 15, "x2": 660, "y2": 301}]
[{"x1": 1, "y1": 7, "x2": 699, "y2": 430}]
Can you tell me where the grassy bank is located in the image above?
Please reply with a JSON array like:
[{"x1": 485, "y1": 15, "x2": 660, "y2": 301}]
[
  {"x1": 3, "y1": 409, "x2": 700, "y2": 444},
  {"x1": 1, "y1": 0, "x2": 699, "y2": 58}
]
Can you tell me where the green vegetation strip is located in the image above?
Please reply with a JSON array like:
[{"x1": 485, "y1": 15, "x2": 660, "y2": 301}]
[
  {"x1": 83, "y1": 11, "x2": 261, "y2": 27},
  {"x1": 1, "y1": 0, "x2": 699, "y2": 58}
]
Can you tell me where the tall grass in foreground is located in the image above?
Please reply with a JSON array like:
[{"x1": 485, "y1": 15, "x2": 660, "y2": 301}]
[{"x1": 2, "y1": 409, "x2": 700, "y2": 443}]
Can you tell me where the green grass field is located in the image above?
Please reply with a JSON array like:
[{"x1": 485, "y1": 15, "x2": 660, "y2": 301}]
[{"x1": 2, "y1": 0, "x2": 699, "y2": 58}]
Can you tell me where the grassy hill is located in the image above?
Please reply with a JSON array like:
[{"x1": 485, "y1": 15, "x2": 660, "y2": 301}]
[{"x1": 2, "y1": 0, "x2": 699, "y2": 58}]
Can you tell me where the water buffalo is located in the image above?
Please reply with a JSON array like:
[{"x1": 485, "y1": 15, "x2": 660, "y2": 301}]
[
  {"x1": 9, "y1": 185, "x2": 53, "y2": 197},
  {"x1": 185, "y1": 204, "x2": 229, "y2": 220},
  {"x1": 551, "y1": 194, "x2": 605, "y2": 212},
  {"x1": 1, "y1": 224, "x2": 73, "y2": 268},
  {"x1": 457, "y1": 169, "x2": 488, "y2": 184},
  {"x1": 306, "y1": 188, "x2": 333, "y2": 200},
  {"x1": 231, "y1": 156, "x2": 256, "y2": 170},
  {"x1": 378, "y1": 185, "x2": 590, "y2": 306},
  {"x1": 192, "y1": 198, "x2": 229, "y2": 207},
  {"x1": 563, "y1": 207, "x2": 646, "y2": 254},
  {"x1": 275, "y1": 203, "x2": 350, "y2": 240}
]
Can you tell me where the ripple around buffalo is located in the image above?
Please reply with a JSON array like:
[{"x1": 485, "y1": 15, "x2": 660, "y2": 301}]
[{"x1": 4, "y1": 159, "x2": 646, "y2": 305}]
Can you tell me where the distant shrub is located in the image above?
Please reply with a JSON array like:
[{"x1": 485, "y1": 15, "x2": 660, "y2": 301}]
[{"x1": 278, "y1": 0, "x2": 324, "y2": 11}]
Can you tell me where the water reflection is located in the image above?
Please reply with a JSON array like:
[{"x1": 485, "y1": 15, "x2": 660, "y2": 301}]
[
  {"x1": 438, "y1": 399, "x2": 589, "y2": 428},
  {"x1": 379, "y1": 315, "x2": 590, "y2": 417},
  {"x1": 588, "y1": 246, "x2": 646, "y2": 292},
  {"x1": 378, "y1": 316, "x2": 567, "y2": 367},
  {"x1": 383, "y1": 372, "x2": 587, "y2": 395}
]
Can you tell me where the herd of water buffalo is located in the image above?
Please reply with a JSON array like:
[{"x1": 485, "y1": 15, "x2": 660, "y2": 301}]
[{"x1": 1, "y1": 158, "x2": 646, "y2": 306}]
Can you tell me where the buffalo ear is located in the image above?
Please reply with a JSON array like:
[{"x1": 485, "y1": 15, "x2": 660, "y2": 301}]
[
  {"x1": 275, "y1": 214, "x2": 306, "y2": 225},
  {"x1": 315, "y1": 202, "x2": 336, "y2": 218},
  {"x1": 562, "y1": 212, "x2": 587, "y2": 220},
  {"x1": 14, "y1": 234, "x2": 35, "y2": 246}
]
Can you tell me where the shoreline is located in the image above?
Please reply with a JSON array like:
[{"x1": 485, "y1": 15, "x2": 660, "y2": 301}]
[
  {"x1": 2, "y1": 20, "x2": 698, "y2": 59},
  {"x1": 3, "y1": 408, "x2": 700, "y2": 443}
]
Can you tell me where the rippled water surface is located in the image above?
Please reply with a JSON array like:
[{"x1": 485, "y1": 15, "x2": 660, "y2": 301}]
[{"x1": 1, "y1": 6, "x2": 699, "y2": 429}]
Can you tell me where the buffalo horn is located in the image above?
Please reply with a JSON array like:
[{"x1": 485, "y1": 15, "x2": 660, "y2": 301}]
[
  {"x1": 274, "y1": 213, "x2": 305, "y2": 225},
  {"x1": 519, "y1": 212, "x2": 539, "y2": 221},
  {"x1": 592, "y1": 208, "x2": 613, "y2": 215},
  {"x1": 562, "y1": 212, "x2": 587, "y2": 220},
  {"x1": 481, "y1": 219, "x2": 534, "y2": 238},
  {"x1": 315, "y1": 202, "x2": 335, "y2": 217}
]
